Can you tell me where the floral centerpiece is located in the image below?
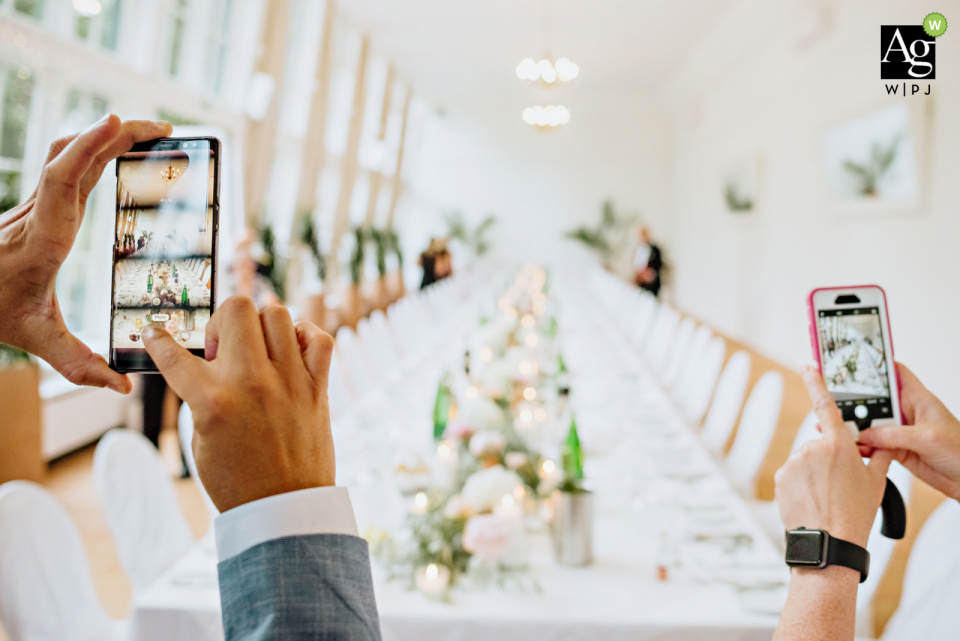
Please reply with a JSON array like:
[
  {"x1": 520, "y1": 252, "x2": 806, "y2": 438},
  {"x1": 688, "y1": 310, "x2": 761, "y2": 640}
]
[{"x1": 371, "y1": 265, "x2": 568, "y2": 598}]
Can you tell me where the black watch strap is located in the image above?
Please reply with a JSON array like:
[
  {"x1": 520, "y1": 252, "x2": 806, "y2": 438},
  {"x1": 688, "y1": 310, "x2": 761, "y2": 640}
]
[{"x1": 827, "y1": 535, "x2": 870, "y2": 584}]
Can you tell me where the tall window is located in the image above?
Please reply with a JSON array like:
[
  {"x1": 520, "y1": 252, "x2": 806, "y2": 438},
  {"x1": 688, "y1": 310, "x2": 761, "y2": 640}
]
[
  {"x1": 167, "y1": 0, "x2": 189, "y2": 77},
  {"x1": 56, "y1": 90, "x2": 109, "y2": 335},
  {"x1": 205, "y1": 0, "x2": 233, "y2": 94},
  {"x1": 0, "y1": 66, "x2": 34, "y2": 212},
  {"x1": 73, "y1": 0, "x2": 123, "y2": 51},
  {"x1": 13, "y1": 0, "x2": 43, "y2": 19}
]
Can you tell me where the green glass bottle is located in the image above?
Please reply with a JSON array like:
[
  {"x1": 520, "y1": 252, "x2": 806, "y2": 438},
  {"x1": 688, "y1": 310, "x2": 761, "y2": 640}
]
[
  {"x1": 147, "y1": 272, "x2": 153, "y2": 293},
  {"x1": 432, "y1": 374, "x2": 452, "y2": 440},
  {"x1": 181, "y1": 285, "x2": 189, "y2": 306},
  {"x1": 561, "y1": 415, "x2": 583, "y2": 482}
]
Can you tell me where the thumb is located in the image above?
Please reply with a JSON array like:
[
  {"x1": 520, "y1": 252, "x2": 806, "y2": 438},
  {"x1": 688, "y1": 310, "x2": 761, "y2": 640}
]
[
  {"x1": 143, "y1": 325, "x2": 207, "y2": 403},
  {"x1": 859, "y1": 425, "x2": 917, "y2": 452}
]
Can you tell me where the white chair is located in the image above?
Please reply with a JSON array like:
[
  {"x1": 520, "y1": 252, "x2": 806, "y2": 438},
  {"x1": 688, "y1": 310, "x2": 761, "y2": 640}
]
[
  {"x1": 724, "y1": 371, "x2": 784, "y2": 496},
  {"x1": 645, "y1": 307, "x2": 680, "y2": 371},
  {"x1": 93, "y1": 429, "x2": 195, "y2": 592},
  {"x1": 699, "y1": 350, "x2": 752, "y2": 453},
  {"x1": 328, "y1": 350, "x2": 356, "y2": 420},
  {"x1": 335, "y1": 326, "x2": 376, "y2": 393},
  {"x1": 177, "y1": 404, "x2": 220, "y2": 520},
  {"x1": 677, "y1": 336, "x2": 727, "y2": 423},
  {"x1": 881, "y1": 499, "x2": 960, "y2": 640},
  {"x1": 668, "y1": 324, "x2": 712, "y2": 392},
  {"x1": 0, "y1": 481, "x2": 126, "y2": 641},
  {"x1": 660, "y1": 318, "x2": 696, "y2": 387}
]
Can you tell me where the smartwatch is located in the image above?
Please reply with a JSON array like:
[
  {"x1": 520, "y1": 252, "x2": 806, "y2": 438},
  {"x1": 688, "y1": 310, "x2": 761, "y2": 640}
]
[{"x1": 784, "y1": 527, "x2": 870, "y2": 583}]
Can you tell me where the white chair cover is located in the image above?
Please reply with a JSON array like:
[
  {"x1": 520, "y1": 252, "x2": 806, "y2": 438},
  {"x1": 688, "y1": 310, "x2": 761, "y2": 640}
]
[
  {"x1": 0, "y1": 481, "x2": 123, "y2": 641},
  {"x1": 660, "y1": 318, "x2": 696, "y2": 388},
  {"x1": 678, "y1": 336, "x2": 727, "y2": 423},
  {"x1": 93, "y1": 429, "x2": 195, "y2": 592},
  {"x1": 882, "y1": 499, "x2": 960, "y2": 640},
  {"x1": 724, "y1": 371, "x2": 784, "y2": 495},
  {"x1": 177, "y1": 404, "x2": 220, "y2": 519},
  {"x1": 668, "y1": 324, "x2": 712, "y2": 392},
  {"x1": 700, "y1": 350, "x2": 752, "y2": 453},
  {"x1": 336, "y1": 326, "x2": 376, "y2": 393},
  {"x1": 328, "y1": 350, "x2": 356, "y2": 420}
]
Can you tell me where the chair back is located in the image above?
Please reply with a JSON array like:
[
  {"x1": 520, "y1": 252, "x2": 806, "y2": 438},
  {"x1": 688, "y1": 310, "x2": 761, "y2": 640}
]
[
  {"x1": 882, "y1": 499, "x2": 960, "y2": 640},
  {"x1": 660, "y1": 318, "x2": 696, "y2": 387},
  {"x1": 177, "y1": 404, "x2": 220, "y2": 519},
  {"x1": 700, "y1": 350, "x2": 752, "y2": 451},
  {"x1": 678, "y1": 336, "x2": 727, "y2": 423},
  {"x1": 724, "y1": 371, "x2": 784, "y2": 495},
  {"x1": 669, "y1": 324, "x2": 712, "y2": 392},
  {"x1": 335, "y1": 325, "x2": 375, "y2": 392},
  {"x1": 93, "y1": 429, "x2": 195, "y2": 591},
  {"x1": 0, "y1": 481, "x2": 114, "y2": 641}
]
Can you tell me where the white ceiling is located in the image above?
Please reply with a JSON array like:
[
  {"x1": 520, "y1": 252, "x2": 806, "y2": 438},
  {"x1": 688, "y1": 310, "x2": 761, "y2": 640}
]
[{"x1": 338, "y1": 0, "x2": 737, "y2": 103}]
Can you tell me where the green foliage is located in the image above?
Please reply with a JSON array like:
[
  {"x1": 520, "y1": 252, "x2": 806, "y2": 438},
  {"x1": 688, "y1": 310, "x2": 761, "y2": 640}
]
[
  {"x1": 0, "y1": 172, "x2": 22, "y2": 212},
  {"x1": 296, "y1": 212, "x2": 326, "y2": 282},
  {"x1": 564, "y1": 200, "x2": 637, "y2": 263},
  {"x1": 257, "y1": 223, "x2": 286, "y2": 301},
  {"x1": 349, "y1": 227, "x2": 365, "y2": 285},
  {"x1": 723, "y1": 181, "x2": 754, "y2": 212},
  {"x1": 445, "y1": 211, "x2": 497, "y2": 256},
  {"x1": 0, "y1": 344, "x2": 31, "y2": 368},
  {"x1": 384, "y1": 228, "x2": 403, "y2": 267},
  {"x1": 843, "y1": 136, "x2": 899, "y2": 197},
  {"x1": 369, "y1": 228, "x2": 388, "y2": 277}
]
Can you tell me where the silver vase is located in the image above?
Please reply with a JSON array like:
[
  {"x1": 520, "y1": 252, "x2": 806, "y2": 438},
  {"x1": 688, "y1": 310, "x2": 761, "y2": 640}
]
[{"x1": 550, "y1": 489, "x2": 594, "y2": 566}]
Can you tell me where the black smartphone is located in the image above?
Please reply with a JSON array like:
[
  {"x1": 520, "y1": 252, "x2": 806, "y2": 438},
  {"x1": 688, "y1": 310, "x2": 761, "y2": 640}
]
[{"x1": 109, "y1": 137, "x2": 221, "y2": 373}]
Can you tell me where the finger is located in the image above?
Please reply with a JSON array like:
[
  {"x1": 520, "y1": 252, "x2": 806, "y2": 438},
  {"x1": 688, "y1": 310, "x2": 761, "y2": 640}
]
[
  {"x1": 44, "y1": 332, "x2": 133, "y2": 394},
  {"x1": 858, "y1": 443, "x2": 876, "y2": 457},
  {"x1": 858, "y1": 425, "x2": 923, "y2": 453},
  {"x1": 294, "y1": 320, "x2": 334, "y2": 391},
  {"x1": 44, "y1": 133, "x2": 79, "y2": 164},
  {"x1": 41, "y1": 115, "x2": 120, "y2": 202},
  {"x1": 801, "y1": 365, "x2": 850, "y2": 442},
  {"x1": 204, "y1": 296, "x2": 269, "y2": 365},
  {"x1": 867, "y1": 448, "x2": 894, "y2": 483},
  {"x1": 143, "y1": 325, "x2": 208, "y2": 403},
  {"x1": 260, "y1": 305, "x2": 304, "y2": 371},
  {"x1": 80, "y1": 120, "x2": 172, "y2": 198}
]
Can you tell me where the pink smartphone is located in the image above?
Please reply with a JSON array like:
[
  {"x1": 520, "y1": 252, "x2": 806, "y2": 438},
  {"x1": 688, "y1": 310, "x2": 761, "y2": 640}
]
[{"x1": 807, "y1": 285, "x2": 902, "y2": 427}]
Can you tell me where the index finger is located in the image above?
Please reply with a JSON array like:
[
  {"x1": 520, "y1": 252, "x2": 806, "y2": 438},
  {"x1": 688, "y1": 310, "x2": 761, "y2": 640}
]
[
  {"x1": 801, "y1": 365, "x2": 851, "y2": 442},
  {"x1": 80, "y1": 119, "x2": 173, "y2": 197},
  {"x1": 204, "y1": 296, "x2": 270, "y2": 366}
]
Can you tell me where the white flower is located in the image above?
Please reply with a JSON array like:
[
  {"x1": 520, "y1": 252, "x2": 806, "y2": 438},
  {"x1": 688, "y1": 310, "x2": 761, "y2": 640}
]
[
  {"x1": 462, "y1": 514, "x2": 510, "y2": 561},
  {"x1": 443, "y1": 494, "x2": 475, "y2": 519},
  {"x1": 504, "y1": 452, "x2": 528, "y2": 470},
  {"x1": 469, "y1": 431, "x2": 505, "y2": 457},
  {"x1": 461, "y1": 465, "x2": 523, "y2": 513},
  {"x1": 458, "y1": 397, "x2": 504, "y2": 431}
]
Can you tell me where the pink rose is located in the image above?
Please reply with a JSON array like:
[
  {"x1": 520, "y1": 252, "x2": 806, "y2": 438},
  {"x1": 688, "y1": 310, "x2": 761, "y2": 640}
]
[{"x1": 462, "y1": 514, "x2": 510, "y2": 561}]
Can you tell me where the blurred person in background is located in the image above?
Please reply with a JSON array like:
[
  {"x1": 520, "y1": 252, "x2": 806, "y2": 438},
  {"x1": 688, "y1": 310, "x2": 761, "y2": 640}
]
[
  {"x1": 633, "y1": 226, "x2": 663, "y2": 297},
  {"x1": 418, "y1": 237, "x2": 452, "y2": 289}
]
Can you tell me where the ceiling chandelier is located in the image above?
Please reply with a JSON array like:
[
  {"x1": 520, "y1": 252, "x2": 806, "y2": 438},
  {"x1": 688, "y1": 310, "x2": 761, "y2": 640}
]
[
  {"x1": 515, "y1": 57, "x2": 579, "y2": 85},
  {"x1": 521, "y1": 105, "x2": 570, "y2": 129}
]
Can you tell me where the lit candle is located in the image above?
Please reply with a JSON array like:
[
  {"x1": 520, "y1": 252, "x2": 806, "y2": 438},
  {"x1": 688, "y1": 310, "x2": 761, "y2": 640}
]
[
  {"x1": 539, "y1": 459, "x2": 561, "y2": 491},
  {"x1": 415, "y1": 563, "x2": 451, "y2": 599},
  {"x1": 413, "y1": 491, "x2": 429, "y2": 514}
]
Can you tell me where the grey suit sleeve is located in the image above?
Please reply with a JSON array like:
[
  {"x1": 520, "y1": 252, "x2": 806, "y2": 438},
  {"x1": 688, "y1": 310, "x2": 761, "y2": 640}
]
[{"x1": 217, "y1": 534, "x2": 382, "y2": 641}]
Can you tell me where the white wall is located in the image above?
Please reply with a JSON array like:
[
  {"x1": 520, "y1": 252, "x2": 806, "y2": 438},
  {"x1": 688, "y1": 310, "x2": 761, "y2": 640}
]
[
  {"x1": 402, "y1": 87, "x2": 671, "y2": 275},
  {"x1": 663, "y1": 0, "x2": 960, "y2": 412}
]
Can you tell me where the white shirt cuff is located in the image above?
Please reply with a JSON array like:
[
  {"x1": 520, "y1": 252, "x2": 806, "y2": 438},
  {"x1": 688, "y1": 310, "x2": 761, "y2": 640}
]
[{"x1": 214, "y1": 486, "x2": 359, "y2": 562}]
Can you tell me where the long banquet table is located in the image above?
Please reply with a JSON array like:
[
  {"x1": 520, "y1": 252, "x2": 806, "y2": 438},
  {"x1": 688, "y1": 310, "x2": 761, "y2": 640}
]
[{"x1": 132, "y1": 274, "x2": 787, "y2": 641}]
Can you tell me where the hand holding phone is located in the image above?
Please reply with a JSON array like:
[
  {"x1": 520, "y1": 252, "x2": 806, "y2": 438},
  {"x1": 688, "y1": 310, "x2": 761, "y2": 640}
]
[
  {"x1": 110, "y1": 137, "x2": 220, "y2": 373},
  {"x1": 807, "y1": 285, "x2": 906, "y2": 539},
  {"x1": 0, "y1": 115, "x2": 171, "y2": 392}
]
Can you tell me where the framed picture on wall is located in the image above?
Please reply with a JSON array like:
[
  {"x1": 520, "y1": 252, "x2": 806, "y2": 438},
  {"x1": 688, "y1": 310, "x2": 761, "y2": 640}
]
[{"x1": 822, "y1": 103, "x2": 925, "y2": 216}]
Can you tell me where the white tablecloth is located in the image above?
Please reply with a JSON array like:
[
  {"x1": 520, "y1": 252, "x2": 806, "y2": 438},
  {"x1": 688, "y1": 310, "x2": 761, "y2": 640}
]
[{"x1": 131, "y1": 276, "x2": 786, "y2": 641}]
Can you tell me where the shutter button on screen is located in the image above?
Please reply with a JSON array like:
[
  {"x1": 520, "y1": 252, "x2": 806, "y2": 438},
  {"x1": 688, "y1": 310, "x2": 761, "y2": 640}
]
[{"x1": 854, "y1": 405, "x2": 869, "y2": 419}]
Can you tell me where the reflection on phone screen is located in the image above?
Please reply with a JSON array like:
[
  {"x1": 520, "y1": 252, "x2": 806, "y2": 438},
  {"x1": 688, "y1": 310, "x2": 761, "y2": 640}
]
[
  {"x1": 816, "y1": 307, "x2": 893, "y2": 421},
  {"x1": 111, "y1": 141, "x2": 215, "y2": 369}
]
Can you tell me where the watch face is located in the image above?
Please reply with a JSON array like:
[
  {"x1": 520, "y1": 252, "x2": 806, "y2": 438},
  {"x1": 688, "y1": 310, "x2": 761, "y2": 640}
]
[{"x1": 786, "y1": 530, "x2": 825, "y2": 566}]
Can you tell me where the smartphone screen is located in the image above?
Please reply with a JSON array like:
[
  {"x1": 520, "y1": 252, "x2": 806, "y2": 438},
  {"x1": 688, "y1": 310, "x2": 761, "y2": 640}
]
[
  {"x1": 814, "y1": 306, "x2": 893, "y2": 422},
  {"x1": 109, "y1": 137, "x2": 220, "y2": 373}
]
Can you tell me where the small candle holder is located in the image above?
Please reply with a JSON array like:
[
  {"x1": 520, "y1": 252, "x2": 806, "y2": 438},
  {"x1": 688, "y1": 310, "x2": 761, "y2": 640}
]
[{"x1": 415, "y1": 563, "x2": 451, "y2": 600}]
